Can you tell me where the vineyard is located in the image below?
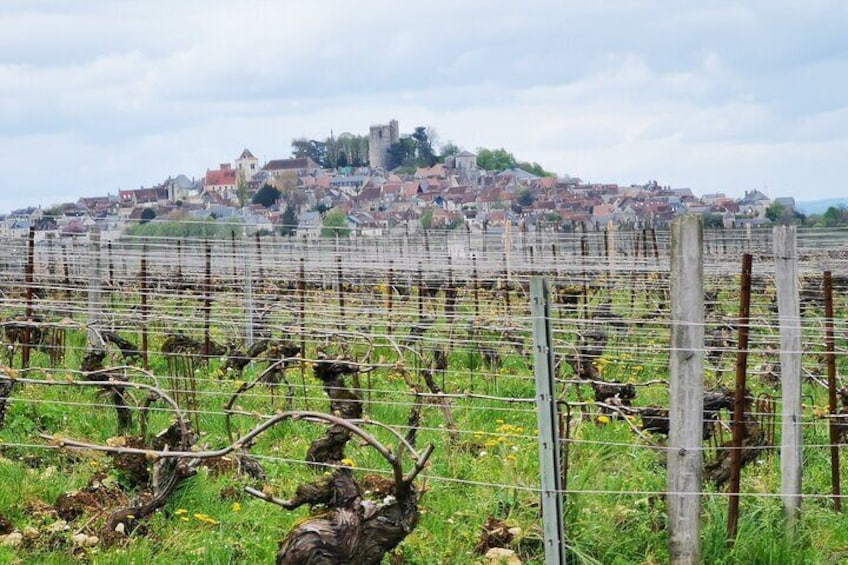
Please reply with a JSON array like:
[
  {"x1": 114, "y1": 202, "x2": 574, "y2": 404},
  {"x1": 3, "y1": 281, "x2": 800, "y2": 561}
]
[{"x1": 1, "y1": 222, "x2": 847, "y2": 564}]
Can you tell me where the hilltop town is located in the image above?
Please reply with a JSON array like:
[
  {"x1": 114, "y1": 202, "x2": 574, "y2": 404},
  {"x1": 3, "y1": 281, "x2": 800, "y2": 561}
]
[{"x1": 0, "y1": 120, "x2": 803, "y2": 242}]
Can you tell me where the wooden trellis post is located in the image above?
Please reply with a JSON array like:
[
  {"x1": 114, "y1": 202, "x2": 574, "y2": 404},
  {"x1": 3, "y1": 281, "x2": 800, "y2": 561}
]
[
  {"x1": 87, "y1": 229, "x2": 102, "y2": 348},
  {"x1": 774, "y1": 225, "x2": 802, "y2": 525},
  {"x1": 668, "y1": 215, "x2": 704, "y2": 565}
]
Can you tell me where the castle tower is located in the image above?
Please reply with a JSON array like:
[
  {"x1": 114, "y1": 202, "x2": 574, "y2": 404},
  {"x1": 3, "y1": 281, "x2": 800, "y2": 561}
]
[
  {"x1": 235, "y1": 148, "x2": 259, "y2": 182},
  {"x1": 368, "y1": 119, "x2": 399, "y2": 169}
]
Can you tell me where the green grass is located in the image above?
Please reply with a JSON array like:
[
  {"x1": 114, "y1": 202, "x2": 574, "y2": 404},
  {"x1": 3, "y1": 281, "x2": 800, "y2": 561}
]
[{"x1": 0, "y1": 274, "x2": 846, "y2": 563}]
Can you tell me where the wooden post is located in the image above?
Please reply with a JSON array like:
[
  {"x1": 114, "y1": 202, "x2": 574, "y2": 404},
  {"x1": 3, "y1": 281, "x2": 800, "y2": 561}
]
[
  {"x1": 774, "y1": 225, "x2": 802, "y2": 524},
  {"x1": 825, "y1": 271, "x2": 841, "y2": 511},
  {"x1": 668, "y1": 215, "x2": 704, "y2": 565},
  {"x1": 87, "y1": 229, "x2": 102, "y2": 348},
  {"x1": 531, "y1": 276, "x2": 567, "y2": 565},
  {"x1": 298, "y1": 258, "x2": 308, "y2": 409},
  {"x1": 727, "y1": 252, "x2": 752, "y2": 543}
]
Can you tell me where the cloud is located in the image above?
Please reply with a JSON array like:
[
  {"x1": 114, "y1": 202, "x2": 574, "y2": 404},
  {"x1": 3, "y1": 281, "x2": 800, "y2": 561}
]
[{"x1": 2, "y1": 1, "x2": 848, "y2": 212}]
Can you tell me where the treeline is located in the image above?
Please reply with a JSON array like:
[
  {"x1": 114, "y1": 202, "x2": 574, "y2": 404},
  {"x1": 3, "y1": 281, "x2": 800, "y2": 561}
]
[
  {"x1": 290, "y1": 126, "x2": 556, "y2": 176},
  {"x1": 291, "y1": 134, "x2": 370, "y2": 168},
  {"x1": 124, "y1": 217, "x2": 242, "y2": 239}
]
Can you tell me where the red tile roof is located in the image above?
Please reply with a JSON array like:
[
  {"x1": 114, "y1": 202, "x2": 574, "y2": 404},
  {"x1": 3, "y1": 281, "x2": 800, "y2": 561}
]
[{"x1": 206, "y1": 167, "x2": 237, "y2": 187}]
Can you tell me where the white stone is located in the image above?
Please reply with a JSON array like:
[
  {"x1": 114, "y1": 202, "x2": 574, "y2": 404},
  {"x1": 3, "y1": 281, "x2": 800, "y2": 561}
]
[
  {"x1": 485, "y1": 547, "x2": 522, "y2": 565},
  {"x1": 71, "y1": 533, "x2": 88, "y2": 547},
  {"x1": 0, "y1": 532, "x2": 23, "y2": 548}
]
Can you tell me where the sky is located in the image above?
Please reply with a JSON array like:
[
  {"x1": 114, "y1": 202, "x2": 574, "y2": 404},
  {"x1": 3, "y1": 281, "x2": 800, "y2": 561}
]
[{"x1": 1, "y1": 0, "x2": 847, "y2": 214}]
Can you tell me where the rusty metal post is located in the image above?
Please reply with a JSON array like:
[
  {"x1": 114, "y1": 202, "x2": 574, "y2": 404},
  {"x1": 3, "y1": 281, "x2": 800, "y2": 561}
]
[
  {"x1": 231, "y1": 230, "x2": 238, "y2": 281},
  {"x1": 176, "y1": 239, "x2": 183, "y2": 281},
  {"x1": 651, "y1": 228, "x2": 659, "y2": 262},
  {"x1": 502, "y1": 251, "x2": 511, "y2": 313},
  {"x1": 140, "y1": 245, "x2": 149, "y2": 370},
  {"x1": 472, "y1": 254, "x2": 480, "y2": 320},
  {"x1": 727, "y1": 252, "x2": 752, "y2": 544},
  {"x1": 825, "y1": 270, "x2": 842, "y2": 511},
  {"x1": 63, "y1": 244, "x2": 72, "y2": 308},
  {"x1": 203, "y1": 241, "x2": 212, "y2": 363},
  {"x1": 107, "y1": 242, "x2": 114, "y2": 288},
  {"x1": 255, "y1": 231, "x2": 263, "y2": 280},
  {"x1": 386, "y1": 261, "x2": 394, "y2": 336},
  {"x1": 21, "y1": 227, "x2": 35, "y2": 369},
  {"x1": 417, "y1": 263, "x2": 424, "y2": 322}
]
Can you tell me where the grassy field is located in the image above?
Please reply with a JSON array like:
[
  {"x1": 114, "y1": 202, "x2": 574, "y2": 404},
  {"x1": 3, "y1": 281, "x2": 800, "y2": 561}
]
[{"x1": 1, "y1": 234, "x2": 847, "y2": 563}]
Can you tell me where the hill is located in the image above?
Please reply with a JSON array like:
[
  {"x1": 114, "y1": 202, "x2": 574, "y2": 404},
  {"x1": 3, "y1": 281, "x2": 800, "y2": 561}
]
[{"x1": 796, "y1": 198, "x2": 848, "y2": 215}]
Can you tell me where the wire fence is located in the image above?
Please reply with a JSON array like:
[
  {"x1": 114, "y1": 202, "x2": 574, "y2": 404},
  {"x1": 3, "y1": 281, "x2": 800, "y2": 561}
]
[{"x1": 1, "y1": 223, "x2": 848, "y2": 560}]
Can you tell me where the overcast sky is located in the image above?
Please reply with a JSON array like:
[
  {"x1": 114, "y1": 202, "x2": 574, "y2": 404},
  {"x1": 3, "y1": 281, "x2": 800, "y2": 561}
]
[{"x1": 1, "y1": 0, "x2": 846, "y2": 213}]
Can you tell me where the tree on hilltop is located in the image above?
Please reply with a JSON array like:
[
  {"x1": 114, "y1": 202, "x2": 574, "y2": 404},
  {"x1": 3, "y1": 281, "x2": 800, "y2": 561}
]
[{"x1": 253, "y1": 184, "x2": 281, "y2": 208}]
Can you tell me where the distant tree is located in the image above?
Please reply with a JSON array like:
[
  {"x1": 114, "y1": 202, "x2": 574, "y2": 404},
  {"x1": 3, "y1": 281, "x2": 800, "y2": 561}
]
[
  {"x1": 314, "y1": 202, "x2": 330, "y2": 215},
  {"x1": 253, "y1": 184, "x2": 281, "y2": 208},
  {"x1": 438, "y1": 141, "x2": 460, "y2": 163},
  {"x1": 820, "y1": 205, "x2": 848, "y2": 227},
  {"x1": 765, "y1": 201, "x2": 786, "y2": 223},
  {"x1": 237, "y1": 178, "x2": 250, "y2": 208},
  {"x1": 703, "y1": 213, "x2": 725, "y2": 229},
  {"x1": 516, "y1": 188, "x2": 534, "y2": 207},
  {"x1": 387, "y1": 138, "x2": 417, "y2": 169},
  {"x1": 394, "y1": 165, "x2": 417, "y2": 176},
  {"x1": 420, "y1": 208, "x2": 434, "y2": 230},
  {"x1": 412, "y1": 126, "x2": 436, "y2": 167},
  {"x1": 126, "y1": 218, "x2": 240, "y2": 239},
  {"x1": 517, "y1": 161, "x2": 556, "y2": 178},
  {"x1": 336, "y1": 132, "x2": 369, "y2": 167},
  {"x1": 544, "y1": 212, "x2": 562, "y2": 227},
  {"x1": 446, "y1": 215, "x2": 465, "y2": 230},
  {"x1": 280, "y1": 205, "x2": 298, "y2": 236},
  {"x1": 291, "y1": 138, "x2": 328, "y2": 166},
  {"x1": 291, "y1": 134, "x2": 369, "y2": 168},
  {"x1": 140, "y1": 207, "x2": 156, "y2": 224},
  {"x1": 321, "y1": 208, "x2": 351, "y2": 238},
  {"x1": 476, "y1": 148, "x2": 516, "y2": 171}
]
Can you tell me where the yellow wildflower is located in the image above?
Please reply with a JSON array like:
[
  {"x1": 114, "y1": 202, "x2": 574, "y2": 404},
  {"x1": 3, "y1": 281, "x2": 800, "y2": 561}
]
[{"x1": 194, "y1": 513, "x2": 219, "y2": 526}]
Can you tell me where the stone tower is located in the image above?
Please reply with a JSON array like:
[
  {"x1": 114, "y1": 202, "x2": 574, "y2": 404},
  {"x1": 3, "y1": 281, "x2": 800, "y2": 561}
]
[
  {"x1": 368, "y1": 119, "x2": 399, "y2": 169},
  {"x1": 235, "y1": 148, "x2": 259, "y2": 182}
]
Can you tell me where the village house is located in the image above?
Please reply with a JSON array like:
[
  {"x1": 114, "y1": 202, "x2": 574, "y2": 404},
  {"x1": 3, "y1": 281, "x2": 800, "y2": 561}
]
[{"x1": 204, "y1": 164, "x2": 238, "y2": 202}]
